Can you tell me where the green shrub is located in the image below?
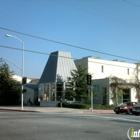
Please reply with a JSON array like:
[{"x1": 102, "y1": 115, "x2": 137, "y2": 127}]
[
  {"x1": 58, "y1": 102, "x2": 87, "y2": 109},
  {"x1": 58, "y1": 102, "x2": 115, "y2": 110},
  {"x1": 93, "y1": 104, "x2": 115, "y2": 110}
]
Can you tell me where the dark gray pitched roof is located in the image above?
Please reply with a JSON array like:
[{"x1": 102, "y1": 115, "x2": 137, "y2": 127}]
[{"x1": 39, "y1": 51, "x2": 77, "y2": 83}]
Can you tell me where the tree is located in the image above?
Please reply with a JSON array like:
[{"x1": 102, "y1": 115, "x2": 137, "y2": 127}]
[
  {"x1": 124, "y1": 63, "x2": 140, "y2": 103},
  {"x1": 0, "y1": 62, "x2": 20, "y2": 105},
  {"x1": 109, "y1": 76, "x2": 127, "y2": 105},
  {"x1": 66, "y1": 65, "x2": 88, "y2": 101},
  {"x1": 109, "y1": 67, "x2": 140, "y2": 105}
]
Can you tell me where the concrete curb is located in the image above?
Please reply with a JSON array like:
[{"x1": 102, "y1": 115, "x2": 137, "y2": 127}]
[
  {"x1": 0, "y1": 108, "x2": 38, "y2": 112},
  {"x1": 0, "y1": 107, "x2": 82, "y2": 114},
  {"x1": 0, "y1": 107, "x2": 115, "y2": 114},
  {"x1": 83, "y1": 111, "x2": 115, "y2": 114}
]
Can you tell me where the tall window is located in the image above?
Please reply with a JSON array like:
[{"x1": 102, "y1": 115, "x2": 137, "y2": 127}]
[
  {"x1": 123, "y1": 89, "x2": 130, "y2": 102},
  {"x1": 102, "y1": 87, "x2": 107, "y2": 105},
  {"x1": 127, "y1": 68, "x2": 129, "y2": 75},
  {"x1": 101, "y1": 65, "x2": 104, "y2": 73}
]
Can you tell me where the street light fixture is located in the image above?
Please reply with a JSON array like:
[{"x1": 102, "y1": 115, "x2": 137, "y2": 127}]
[
  {"x1": 5, "y1": 34, "x2": 11, "y2": 37},
  {"x1": 5, "y1": 34, "x2": 24, "y2": 110}
]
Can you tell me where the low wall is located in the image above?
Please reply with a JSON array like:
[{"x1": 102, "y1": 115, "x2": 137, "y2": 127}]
[{"x1": 40, "y1": 101, "x2": 59, "y2": 107}]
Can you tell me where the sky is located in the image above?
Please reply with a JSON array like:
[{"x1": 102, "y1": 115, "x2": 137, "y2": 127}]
[{"x1": 0, "y1": 0, "x2": 140, "y2": 78}]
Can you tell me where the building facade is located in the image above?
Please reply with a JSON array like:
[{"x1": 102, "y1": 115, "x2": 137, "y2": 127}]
[
  {"x1": 12, "y1": 75, "x2": 39, "y2": 105},
  {"x1": 74, "y1": 56, "x2": 138, "y2": 80},
  {"x1": 75, "y1": 56, "x2": 139, "y2": 105},
  {"x1": 39, "y1": 51, "x2": 77, "y2": 106},
  {"x1": 92, "y1": 78, "x2": 137, "y2": 105}
]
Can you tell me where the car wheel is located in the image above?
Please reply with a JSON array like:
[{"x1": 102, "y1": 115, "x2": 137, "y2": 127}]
[
  {"x1": 126, "y1": 109, "x2": 131, "y2": 114},
  {"x1": 135, "y1": 113, "x2": 139, "y2": 115},
  {"x1": 116, "y1": 112, "x2": 119, "y2": 114}
]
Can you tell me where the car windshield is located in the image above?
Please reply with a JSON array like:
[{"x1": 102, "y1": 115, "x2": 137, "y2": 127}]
[
  {"x1": 126, "y1": 102, "x2": 133, "y2": 106},
  {"x1": 118, "y1": 103, "x2": 127, "y2": 106},
  {"x1": 118, "y1": 102, "x2": 134, "y2": 106},
  {"x1": 133, "y1": 103, "x2": 140, "y2": 107}
]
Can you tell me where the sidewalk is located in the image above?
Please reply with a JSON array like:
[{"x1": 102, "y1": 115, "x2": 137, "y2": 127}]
[{"x1": 0, "y1": 106, "x2": 115, "y2": 114}]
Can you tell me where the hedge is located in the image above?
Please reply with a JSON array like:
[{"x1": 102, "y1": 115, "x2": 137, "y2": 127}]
[
  {"x1": 58, "y1": 102, "x2": 116, "y2": 109},
  {"x1": 58, "y1": 102, "x2": 87, "y2": 109}
]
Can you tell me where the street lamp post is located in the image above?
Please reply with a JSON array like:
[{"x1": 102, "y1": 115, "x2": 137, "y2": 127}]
[{"x1": 5, "y1": 34, "x2": 24, "y2": 110}]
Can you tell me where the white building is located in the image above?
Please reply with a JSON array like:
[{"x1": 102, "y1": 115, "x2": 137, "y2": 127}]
[
  {"x1": 92, "y1": 78, "x2": 137, "y2": 105},
  {"x1": 12, "y1": 75, "x2": 38, "y2": 105},
  {"x1": 75, "y1": 56, "x2": 139, "y2": 105},
  {"x1": 12, "y1": 75, "x2": 31, "y2": 83},
  {"x1": 75, "y1": 56, "x2": 138, "y2": 80}
]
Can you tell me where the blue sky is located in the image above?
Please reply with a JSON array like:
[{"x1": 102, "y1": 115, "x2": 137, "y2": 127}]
[{"x1": 0, "y1": 0, "x2": 140, "y2": 78}]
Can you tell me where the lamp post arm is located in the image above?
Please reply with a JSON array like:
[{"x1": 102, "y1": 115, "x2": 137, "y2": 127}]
[
  {"x1": 10, "y1": 35, "x2": 23, "y2": 43},
  {"x1": 0, "y1": 57, "x2": 22, "y2": 70}
]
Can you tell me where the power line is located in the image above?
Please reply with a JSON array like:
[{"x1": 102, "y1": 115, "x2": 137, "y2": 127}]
[
  {"x1": 122, "y1": 0, "x2": 140, "y2": 8},
  {"x1": 0, "y1": 27, "x2": 140, "y2": 62},
  {"x1": 0, "y1": 45, "x2": 77, "y2": 60},
  {"x1": 0, "y1": 44, "x2": 137, "y2": 69},
  {"x1": 46, "y1": 0, "x2": 140, "y2": 26},
  {"x1": 84, "y1": 0, "x2": 140, "y2": 19}
]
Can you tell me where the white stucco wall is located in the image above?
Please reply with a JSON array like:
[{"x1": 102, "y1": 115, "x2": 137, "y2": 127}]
[
  {"x1": 92, "y1": 78, "x2": 138, "y2": 105},
  {"x1": 23, "y1": 87, "x2": 34, "y2": 104},
  {"x1": 75, "y1": 57, "x2": 138, "y2": 80},
  {"x1": 89, "y1": 58, "x2": 136, "y2": 80},
  {"x1": 75, "y1": 57, "x2": 140, "y2": 105},
  {"x1": 12, "y1": 75, "x2": 31, "y2": 83},
  {"x1": 130, "y1": 88, "x2": 138, "y2": 102}
]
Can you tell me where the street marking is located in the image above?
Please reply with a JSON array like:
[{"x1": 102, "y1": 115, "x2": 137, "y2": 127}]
[
  {"x1": 71, "y1": 124, "x2": 82, "y2": 127},
  {"x1": 60, "y1": 114, "x2": 140, "y2": 123},
  {"x1": 104, "y1": 117, "x2": 112, "y2": 118},
  {"x1": 90, "y1": 115, "x2": 140, "y2": 123}
]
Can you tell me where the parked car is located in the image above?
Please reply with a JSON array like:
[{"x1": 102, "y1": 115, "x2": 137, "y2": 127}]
[
  {"x1": 114, "y1": 102, "x2": 137, "y2": 114},
  {"x1": 131, "y1": 103, "x2": 140, "y2": 115}
]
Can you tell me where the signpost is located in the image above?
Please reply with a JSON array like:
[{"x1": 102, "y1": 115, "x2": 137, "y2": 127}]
[{"x1": 87, "y1": 75, "x2": 93, "y2": 111}]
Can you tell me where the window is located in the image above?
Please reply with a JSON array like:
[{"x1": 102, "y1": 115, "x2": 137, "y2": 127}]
[
  {"x1": 101, "y1": 65, "x2": 104, "y2": 73},
  {"x1": 123, "y1": 89, "x2": 130, "y2": 102},
  {"x1": 102, "y1": 87, "x2": 107, "y2": 105},
  {"x1": 127, "y1": 68, "x2": 129, "y2": 75}
]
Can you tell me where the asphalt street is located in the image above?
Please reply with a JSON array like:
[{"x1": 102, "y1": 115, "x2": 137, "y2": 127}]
[{"x1": 0, "y1": 110, "x2": 140, "y2": 140}]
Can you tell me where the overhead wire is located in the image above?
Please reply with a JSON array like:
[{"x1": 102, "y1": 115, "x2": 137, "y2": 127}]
[
  {"x1": 0, "y1": 27, "x2": 140, "y2": 62},
  {"x1": 0, "y1": 44, "x2": 137, "y2": 69},
  {"x1": 0, "y1": 1, "x2": 139, "y2": 78},
  {"x1": 84, "y1": 0, "x2": 140, "y2": 19},
  {"x1": 45, "y1": 0, "x2": 140, "y2": 27},
  {"x1": 122, "y1": 0, "x2": 140, "y2": 8}
]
